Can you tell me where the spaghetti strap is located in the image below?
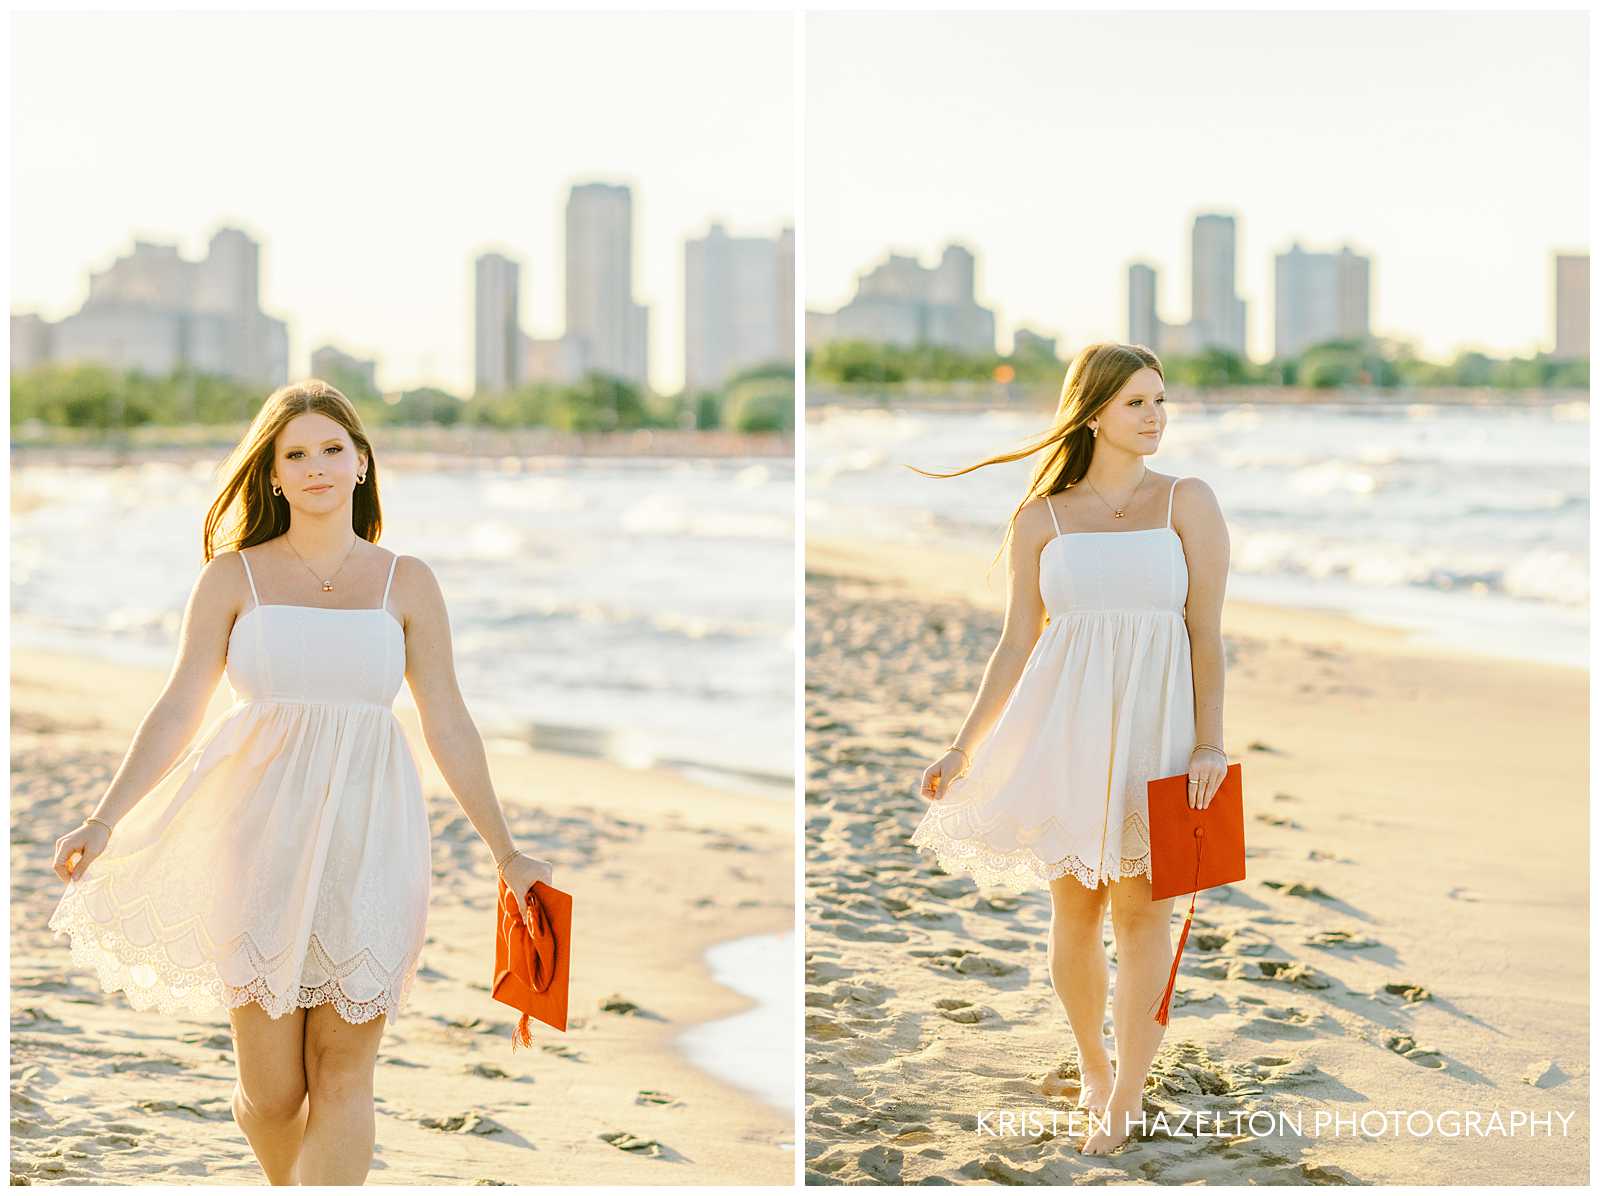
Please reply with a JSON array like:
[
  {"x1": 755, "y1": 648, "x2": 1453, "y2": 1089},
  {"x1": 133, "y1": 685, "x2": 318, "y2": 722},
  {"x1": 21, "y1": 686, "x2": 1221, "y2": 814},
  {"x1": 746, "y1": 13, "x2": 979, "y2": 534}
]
[
  {"x1": 238, "y1": 550, "x2": 261, "y2": 609},
  {"x1": 379, "y1": 553, "x2": 399, "y2": 610},
  {"x1": 1044, "y1": 494, "x2": 1062, "y2": 536},
  {"x1": 1165, "y1": 477, "x2": 1185, "y2": 529}
]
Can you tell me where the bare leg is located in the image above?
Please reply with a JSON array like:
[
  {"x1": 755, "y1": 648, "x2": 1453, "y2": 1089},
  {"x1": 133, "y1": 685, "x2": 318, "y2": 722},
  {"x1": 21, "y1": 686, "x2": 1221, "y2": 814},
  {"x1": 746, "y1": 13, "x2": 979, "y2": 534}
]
[
  {"x1": 1082, "y1": 871, "x2": 1177, "y2": 1155},
  {"x1": 228, "y1": 1002, "x2": 309, "y2": 1184},
  {"x1": 1044, "y1": 872, "x2": 1113, "y2": 1113},
  {"x1": 299, "y1": 1002, "x2": 387, "y2": 1185}
]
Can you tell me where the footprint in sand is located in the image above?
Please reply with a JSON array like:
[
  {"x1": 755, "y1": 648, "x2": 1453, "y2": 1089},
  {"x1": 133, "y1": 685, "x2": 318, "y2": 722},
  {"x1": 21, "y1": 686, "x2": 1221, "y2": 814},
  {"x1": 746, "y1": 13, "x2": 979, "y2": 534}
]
[
  {"x1": 1385, "y1": 1033, "x2": 1447, "y2": 1069},
  {"x1": 1255, "y1": 813, "x2": 1302, "y2": 829},
  {"x1": 1447, "y1": 886, "x2": 1483, "y2": 902},
  {"x1": 1260, "y1": 878, "x2": 1336, "y2": 901},
  {"x1": 635, "y1": 1089, "x2": 683, "y2": 1107},
  {"x1": 1305, "y1": 928, "x2": 1381, "y2": 951},
  {"x1": 1381, "y1": 981, "x2": 1433, "y2": 1004},
  {"x1": 420, "y1": 1112, "x2": 510, "y2": 1136},
  {"x1": 933, "y1": 997, "x2": 990, "y2": 1024},
  {"x1": 1251, "y1": 960, "x2": 1335, "y2": 990},
  {"x1": 1239, "y1": 1004, "x2": 1320, "y2": 1041},
  {"x1": 598, "y1": 1130, "x2": 664, "y2": 1157}
]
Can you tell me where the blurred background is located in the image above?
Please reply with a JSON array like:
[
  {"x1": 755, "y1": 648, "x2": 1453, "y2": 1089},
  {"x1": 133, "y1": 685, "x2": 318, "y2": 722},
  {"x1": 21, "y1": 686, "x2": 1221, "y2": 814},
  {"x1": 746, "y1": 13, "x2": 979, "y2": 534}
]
[
  {"x1": 804, "y1": 10, "x2": 1588, "y2": 668},
  {"x1": 11, "y1": 11, "x2": 797, "y2": 786}
]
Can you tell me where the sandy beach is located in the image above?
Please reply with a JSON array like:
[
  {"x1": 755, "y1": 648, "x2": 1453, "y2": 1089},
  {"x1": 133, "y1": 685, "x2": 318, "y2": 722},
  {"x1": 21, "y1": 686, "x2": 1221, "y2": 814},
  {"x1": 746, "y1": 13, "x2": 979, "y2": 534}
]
[
  {"x1": 10, "y1": 647, "x2": 794, "y2": 1186},
  {"x1": 804, "y1": 536, "x2": 1587, "y2": 1185}
]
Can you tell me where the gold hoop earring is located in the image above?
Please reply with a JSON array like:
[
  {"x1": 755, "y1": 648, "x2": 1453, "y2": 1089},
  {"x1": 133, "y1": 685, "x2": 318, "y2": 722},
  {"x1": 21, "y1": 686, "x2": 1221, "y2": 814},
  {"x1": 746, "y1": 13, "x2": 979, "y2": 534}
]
[
  {"x1": 271, "y1": 483, "x2": 281, "y2": 496},
  {"x1": 357, "y1": 473, "x2": 367, "y2": 484},
  {"x1": 1090, "y1": 426, "x2": 1098, "y2": 439}
]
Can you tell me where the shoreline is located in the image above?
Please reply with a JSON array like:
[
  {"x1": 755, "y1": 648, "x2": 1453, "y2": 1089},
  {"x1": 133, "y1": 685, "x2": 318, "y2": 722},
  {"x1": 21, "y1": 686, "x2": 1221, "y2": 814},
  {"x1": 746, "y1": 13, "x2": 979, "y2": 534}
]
[
  {"x1": 11, "y1": 426, "x2": 793, "y2": 465},
  {"x1": 11, "y1": 646, "x2": 795, "y2": 1185},
  {"x1": 803, "y1": 534, "x2": 1587, "y2": 1185},
  {"x1": 807, "y1": 535, "x2": 1586, "y2": 679}
]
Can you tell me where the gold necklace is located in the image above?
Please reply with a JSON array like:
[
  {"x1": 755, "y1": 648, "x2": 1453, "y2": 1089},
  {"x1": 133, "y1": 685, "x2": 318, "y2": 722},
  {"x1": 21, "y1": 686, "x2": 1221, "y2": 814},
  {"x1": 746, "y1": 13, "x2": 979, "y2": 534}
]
[
  {"x1": 1084, "y1": 470, "x2": 1148, "y2": 519},
  {"x1": 284, "y1": 534, "x2": 359, "y2": 592}
]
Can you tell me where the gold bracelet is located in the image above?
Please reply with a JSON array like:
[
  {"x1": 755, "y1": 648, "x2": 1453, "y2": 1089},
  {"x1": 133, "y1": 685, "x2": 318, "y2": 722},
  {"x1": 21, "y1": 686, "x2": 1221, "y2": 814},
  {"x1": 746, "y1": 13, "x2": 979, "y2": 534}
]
[
  {"x1": 85, "y1": 816, "x2": 113, "y2": 835},
  {"x1": 1192, "y1": 743, "x2": 1227, "y2": 759},
  {"x1": 945, "y1": 744, "x2": 970, "y2": 765},
  {"x1": 494, "y1": 847, "x2": 522, "y2": 876}
]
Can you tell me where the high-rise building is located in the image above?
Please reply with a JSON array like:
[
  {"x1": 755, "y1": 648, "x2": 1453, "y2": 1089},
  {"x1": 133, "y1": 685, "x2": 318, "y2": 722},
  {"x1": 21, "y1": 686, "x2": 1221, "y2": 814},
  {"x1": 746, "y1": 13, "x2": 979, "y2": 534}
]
[
  {"x1": 565, "y1": 182, "x2": 649, "y2": 387},
  {"x1": 1273, "y1": 242, "x2": 1373, "y2": 359},
  {"x1": 473, "y1": 252, "x2": 521, "y2": 395},
  {"x1": 805, "y1": 242, "x2": 996, "y2": 354},
  {"x1": 685, "y1": 222, "x2": 795, "y2": 391},
  {"x1": 1128, "y1": 262, "x2": 1159, "y2": 349},
  {"x1": 1554, "y1": 252, "x2": 1589, "y2": 360},
  {"x1": 1011, "y1": 328, "x2": 1059, "y2": 360},
  {"x1": 310, "y1": 345, "x2": 379, "y2": 394},
  {"x1": 13, "y1": 227, "x2": 288, "y2": 383},
  {"x1": 776, "y1": 226, "x2": 796, "y2": 366},
  {"x1": 1191, "y1": 213, "x2": 1247, "y2": 357}
]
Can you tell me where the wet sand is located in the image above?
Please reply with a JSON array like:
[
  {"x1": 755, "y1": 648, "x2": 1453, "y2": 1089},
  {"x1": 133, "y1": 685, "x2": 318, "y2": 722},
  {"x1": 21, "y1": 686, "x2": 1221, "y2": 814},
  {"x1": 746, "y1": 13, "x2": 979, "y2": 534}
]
[{"x1": 803, "y1": 536, "x2": 1587, "y2": 1185}]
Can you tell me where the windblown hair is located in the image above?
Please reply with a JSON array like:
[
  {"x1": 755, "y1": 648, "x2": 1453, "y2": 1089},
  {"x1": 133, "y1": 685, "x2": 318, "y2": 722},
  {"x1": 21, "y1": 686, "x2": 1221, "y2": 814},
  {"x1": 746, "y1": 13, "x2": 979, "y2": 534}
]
[
  {"x1": 202, "y1": 379, "x2": 382, "y2": 560},
  {"x1": 912, "y1": 341, "x2": 1164, "y2": 556}
]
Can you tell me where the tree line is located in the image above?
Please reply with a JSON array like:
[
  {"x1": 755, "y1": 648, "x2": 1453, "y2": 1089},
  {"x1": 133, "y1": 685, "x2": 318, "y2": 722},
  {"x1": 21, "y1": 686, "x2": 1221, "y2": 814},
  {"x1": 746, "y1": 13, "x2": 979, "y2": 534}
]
[
  {"x1": 806, "y1": 338, "x2": 1589, "y2": 390},
  {"x1": 9, "y1": 361, "x2": 796, "y2": 437}
]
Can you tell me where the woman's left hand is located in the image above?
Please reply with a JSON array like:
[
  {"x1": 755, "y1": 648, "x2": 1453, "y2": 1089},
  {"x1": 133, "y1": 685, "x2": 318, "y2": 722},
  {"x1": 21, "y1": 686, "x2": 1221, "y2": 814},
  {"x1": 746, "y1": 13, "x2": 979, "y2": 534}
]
[
  {"x1": 501, "y1": 851, "x2": 555, "y2": 904},
  {"x1": 1187, "y1": 746, "x2": 1227, "y2": 809}
]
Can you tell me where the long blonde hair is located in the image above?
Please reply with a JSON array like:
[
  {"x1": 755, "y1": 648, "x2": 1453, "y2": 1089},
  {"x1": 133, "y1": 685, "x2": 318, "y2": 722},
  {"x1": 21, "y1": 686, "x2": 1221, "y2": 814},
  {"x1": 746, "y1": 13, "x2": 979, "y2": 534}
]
[
  {"x1": 202, "y1": 379, "x2": 383, "y2": 560},
  {"x1": 913, "y1": 341, "x2": 1164, "y2": 556}
]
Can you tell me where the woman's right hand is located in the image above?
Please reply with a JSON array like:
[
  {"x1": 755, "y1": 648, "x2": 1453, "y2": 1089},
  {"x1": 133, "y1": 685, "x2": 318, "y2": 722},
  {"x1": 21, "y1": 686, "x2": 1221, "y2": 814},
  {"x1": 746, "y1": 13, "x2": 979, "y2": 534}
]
[
  {"x1": 53, "y1": 820, "x2": 112, "y2": 884},
  {"x1": 920, "y1": 748, "x2": 970, "y2": 802}
]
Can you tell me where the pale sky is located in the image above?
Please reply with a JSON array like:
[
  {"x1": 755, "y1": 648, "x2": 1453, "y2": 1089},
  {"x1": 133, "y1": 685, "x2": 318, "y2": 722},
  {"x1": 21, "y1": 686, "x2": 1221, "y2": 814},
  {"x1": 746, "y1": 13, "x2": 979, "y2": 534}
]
[
  {"x1": 806, "y1": 11, "x2": 1589, "y2": 362},
  {"x1": 11, "y1": 11, "x2": 794, "y2": 395}
]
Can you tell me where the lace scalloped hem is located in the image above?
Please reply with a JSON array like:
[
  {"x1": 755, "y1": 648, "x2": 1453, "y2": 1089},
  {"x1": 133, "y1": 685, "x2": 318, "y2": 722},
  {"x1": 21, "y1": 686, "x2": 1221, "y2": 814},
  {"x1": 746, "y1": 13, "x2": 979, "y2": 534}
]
[
  {"x1": 49, "y1": 901, "x2": 420, "y2": 1027},
  {"x1": 909, "y1": 822, "x2": 1153, "y2": 894}
]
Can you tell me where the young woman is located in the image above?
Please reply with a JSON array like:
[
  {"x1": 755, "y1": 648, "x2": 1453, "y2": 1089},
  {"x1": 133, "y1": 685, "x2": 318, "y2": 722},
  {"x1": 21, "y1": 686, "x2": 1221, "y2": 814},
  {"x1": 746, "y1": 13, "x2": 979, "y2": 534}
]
[
  {"x1": 47, "y1": 379, "x2": 556, "y2": 1185},
  {"x1": 908, "y1": 343, "x2": 1231, "y2": 1156}
]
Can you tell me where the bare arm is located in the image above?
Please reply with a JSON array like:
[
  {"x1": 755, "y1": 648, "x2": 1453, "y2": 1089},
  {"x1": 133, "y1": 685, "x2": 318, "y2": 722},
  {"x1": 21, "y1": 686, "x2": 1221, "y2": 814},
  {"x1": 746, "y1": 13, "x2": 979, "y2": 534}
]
[
  {"x1": 399, "y1": 557, "x2": 551, "y2": 889},
  {"x1": 920, "y1": 497, "x2": 1053, "y2": 799},
  {"x1": 53, "y1": 555, "x2": 238, "y2": 881},
  {"x1": 1175, "y1": 479, "x2": 1231, "y2": 806}
]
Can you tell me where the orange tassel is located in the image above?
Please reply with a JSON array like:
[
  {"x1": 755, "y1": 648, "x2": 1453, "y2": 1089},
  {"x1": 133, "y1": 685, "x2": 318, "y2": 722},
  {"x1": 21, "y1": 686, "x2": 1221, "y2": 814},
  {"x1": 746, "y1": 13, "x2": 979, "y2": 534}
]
[
  {"x1": 512, "y1": 1011, "x2": 533, "y2": 1050},
  {"x1": 1150, "y1": 823, "x2": 1205, "y2": 1025},
  {"x1": 1151, "y1": 897, "x2": 1194, "y2": 1024}
]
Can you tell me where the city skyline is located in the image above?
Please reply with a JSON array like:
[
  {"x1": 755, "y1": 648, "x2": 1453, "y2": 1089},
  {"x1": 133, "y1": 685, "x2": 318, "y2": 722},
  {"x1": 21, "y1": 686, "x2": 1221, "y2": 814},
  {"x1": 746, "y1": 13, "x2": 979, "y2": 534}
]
[
  {"x1": 806, "y1": 11, "x2": 1588, "y2": 362},
  {"x1": 11, "y1": 11, "x2": 793, "y2": 395}
]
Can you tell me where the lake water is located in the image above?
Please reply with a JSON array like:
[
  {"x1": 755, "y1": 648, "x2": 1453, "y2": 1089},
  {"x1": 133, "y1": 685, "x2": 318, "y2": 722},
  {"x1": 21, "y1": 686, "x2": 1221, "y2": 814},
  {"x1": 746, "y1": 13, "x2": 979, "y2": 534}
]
[
  {"x1": 806, "y1": 399, "x2": 1588, "y2": 669},
  {"x1": 11, "y1": 453, "x2": 796, "y2": 788}
]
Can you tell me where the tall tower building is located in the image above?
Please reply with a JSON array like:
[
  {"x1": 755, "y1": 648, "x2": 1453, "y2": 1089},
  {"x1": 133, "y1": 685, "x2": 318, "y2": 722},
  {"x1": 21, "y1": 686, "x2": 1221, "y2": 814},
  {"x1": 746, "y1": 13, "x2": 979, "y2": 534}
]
[
  {"x1": 1554, "y1": 252, "x2": 1589, "y2": 360},
  {"x1": 1191, "y1": 213, "x2": 1247, "y2": 356},
  {"x1": 1273, "y1": 242, "x2": 1372, "y2": 359},
  {"x1": 685, "y1": 223, "x2": 794, "y2": 392},
  {"x1": 474, "y1": 252, "x2": 521, "y2": 396},
  {"x1": 565, "y1": 182, "x2": 649, "y2": 387},
  {"x1": 1128, "y1": 262, "x2": 1159, "y2": 349},
  {"x1": 776, "y1": 225, "x2": 795, "y2": 365}
]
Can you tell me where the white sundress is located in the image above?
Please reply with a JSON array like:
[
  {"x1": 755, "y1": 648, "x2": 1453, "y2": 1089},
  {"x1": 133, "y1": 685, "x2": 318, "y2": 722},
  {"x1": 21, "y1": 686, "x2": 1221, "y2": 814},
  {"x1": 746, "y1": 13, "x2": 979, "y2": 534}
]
[
  {"x1": 48, "y1": 547, "x2": 433, "y2": 1025},
  {"x1": 910, "y1": 476, "x2": 1198, "y2": 893}
]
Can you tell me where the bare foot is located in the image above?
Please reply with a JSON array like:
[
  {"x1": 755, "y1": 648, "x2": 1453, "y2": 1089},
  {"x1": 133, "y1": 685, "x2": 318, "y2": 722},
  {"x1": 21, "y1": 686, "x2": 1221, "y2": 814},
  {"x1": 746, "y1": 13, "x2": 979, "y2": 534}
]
[
  {"x1": 1079, "y1": 1097, "x2": 1142, "y2": 1155},
  {"x1": 1040, "y1": 1058, "x2": 1113, "y2": 1114},
  {"x1": 1074, "y1": 1061, "x2": 1114, "y2": 1115}
]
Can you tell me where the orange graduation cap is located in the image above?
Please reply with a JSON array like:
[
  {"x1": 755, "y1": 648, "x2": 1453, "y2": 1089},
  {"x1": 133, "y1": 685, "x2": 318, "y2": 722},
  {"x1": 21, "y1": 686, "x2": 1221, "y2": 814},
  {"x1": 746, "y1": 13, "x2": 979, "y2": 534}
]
[
  {"x1": 1145, "y1": 761, "x2": 1245, "y2": 1025},
  {"x1": 494, "y1": 877, "x2": 572, "y2": 1044}
]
